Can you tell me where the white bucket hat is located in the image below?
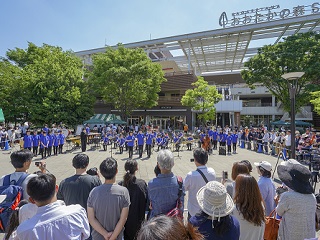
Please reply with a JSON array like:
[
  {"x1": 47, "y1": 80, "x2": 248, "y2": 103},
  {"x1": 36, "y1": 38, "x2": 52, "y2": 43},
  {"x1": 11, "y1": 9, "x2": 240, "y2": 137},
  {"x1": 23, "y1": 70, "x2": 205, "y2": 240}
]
[
  {"x1": 254, "y1": 161, "x2": 272, "y2": 172},
  {"x1": 197, "y1": 181, "x2": 234, "y2": 222}
]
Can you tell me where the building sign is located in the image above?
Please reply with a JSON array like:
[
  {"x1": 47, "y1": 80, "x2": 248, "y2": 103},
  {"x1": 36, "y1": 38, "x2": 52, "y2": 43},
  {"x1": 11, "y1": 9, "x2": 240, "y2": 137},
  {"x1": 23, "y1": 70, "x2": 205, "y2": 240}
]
[
  {"x1": 219, "y1": 2, "x2": 320, "y2": 28},
  {"x1": 160, "y1": 106, "x2": 172, "y2": 109}
]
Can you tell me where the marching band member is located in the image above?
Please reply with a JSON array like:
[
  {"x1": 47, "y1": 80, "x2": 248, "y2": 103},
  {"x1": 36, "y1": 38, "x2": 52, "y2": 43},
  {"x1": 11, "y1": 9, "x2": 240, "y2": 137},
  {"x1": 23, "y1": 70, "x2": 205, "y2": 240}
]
[
  {"x1": 226, "y1": 132, "x2": 233, "y2": 154},
  {"x1": 58, "y1": 130, "x2": 65, "y2": 154},
  {"x1": 136, "y1": 130, "x2": 145, "y2": 159},
  {"x1": 126, "y1": 132, "x2": 135, "y2": 159},
  {"x1": 102, "y1": 133, "x2": 109, "y2": 151},
  {"x1": 23, "y1": 130, "x2": 32, "y2": 151},
  {"x1": 53, "y1": 131, "x2": 60, "y2": 155},
  {"x1": 186, "y1": 134, "x2": 193, "y2": 151},
  {"x1": 156, "y1": 134, "x2": 163, "y2": 151},
  {"x1": 231, "y1": 130, "x2": 238, "y2": 154},
  {"x1": 145, "y1": 130, "x2": 154, "y2": 158},
  {"x1": 162, "y1": 133, "x2": 169, "y2": 149},
  {"x1": 32, "y1": 131, "x2": 40, "y2": 156},
  {"x1": 212, "y1": 129, "x2": 218, "y2": 150},
  {"x1": 40, "y1": 131, "x2": 49, "y2": 159},
  {"x1": 47, "y1": 131, "x2": 54, "y2": 157},
  {"x1": 173, "y1": 134, "x2": 181, "y2": 152},
  {"x1": 118, "y1": 134, "x2": 126, "y2": 154},
  {"x1": 199, "y1": 131, "x2": 206, "y2": 148}
]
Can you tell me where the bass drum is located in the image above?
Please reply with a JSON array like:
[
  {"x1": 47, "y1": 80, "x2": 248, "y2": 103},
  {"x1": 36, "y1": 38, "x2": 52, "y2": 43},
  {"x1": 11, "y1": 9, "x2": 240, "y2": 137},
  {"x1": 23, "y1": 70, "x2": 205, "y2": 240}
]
[{"x1": 61, "y1": 129, "x2": 70, "y2": 137}]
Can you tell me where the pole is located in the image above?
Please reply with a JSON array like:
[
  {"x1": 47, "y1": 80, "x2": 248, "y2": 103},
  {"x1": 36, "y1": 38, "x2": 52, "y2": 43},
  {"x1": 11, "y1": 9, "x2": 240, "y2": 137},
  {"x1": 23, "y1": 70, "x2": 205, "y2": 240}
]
[{"x1": 290, "y1": 86, "x2": 296, "y2": 159}]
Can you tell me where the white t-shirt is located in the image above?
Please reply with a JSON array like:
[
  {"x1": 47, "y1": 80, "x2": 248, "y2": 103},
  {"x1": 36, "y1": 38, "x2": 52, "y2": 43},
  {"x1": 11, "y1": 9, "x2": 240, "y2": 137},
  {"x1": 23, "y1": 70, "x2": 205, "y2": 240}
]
[{"x1": 184, "y1": 166, "x2": 216, "y2": 216}]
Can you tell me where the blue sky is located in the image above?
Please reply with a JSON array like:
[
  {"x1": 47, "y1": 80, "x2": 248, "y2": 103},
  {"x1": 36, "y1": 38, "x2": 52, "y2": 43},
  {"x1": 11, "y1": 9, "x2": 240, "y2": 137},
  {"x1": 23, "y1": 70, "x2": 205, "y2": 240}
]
[{"x1": 0, "y1": 0, "x2": 314, "y2": 57}]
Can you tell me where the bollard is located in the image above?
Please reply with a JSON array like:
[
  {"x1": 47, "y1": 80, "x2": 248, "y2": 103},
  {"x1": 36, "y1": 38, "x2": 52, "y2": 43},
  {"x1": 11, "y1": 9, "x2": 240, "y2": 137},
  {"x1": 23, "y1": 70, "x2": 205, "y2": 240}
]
[
  {"x1": 4, "y1": 140, "x2": 10, "y2": 151},
  {"x1": 282, "y1": 148, "x2": 287, "y2": 160},
  {"x1": 257, "y1": 143, "x2": 263, "y2": 153}
]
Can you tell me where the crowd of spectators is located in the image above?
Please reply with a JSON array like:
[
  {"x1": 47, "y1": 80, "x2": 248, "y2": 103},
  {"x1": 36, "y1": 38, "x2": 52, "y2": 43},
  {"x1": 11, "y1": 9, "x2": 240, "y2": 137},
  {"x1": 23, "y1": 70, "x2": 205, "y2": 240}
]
[{"x1": 0, "y1": 146, "x2": 318, "y2": 240}]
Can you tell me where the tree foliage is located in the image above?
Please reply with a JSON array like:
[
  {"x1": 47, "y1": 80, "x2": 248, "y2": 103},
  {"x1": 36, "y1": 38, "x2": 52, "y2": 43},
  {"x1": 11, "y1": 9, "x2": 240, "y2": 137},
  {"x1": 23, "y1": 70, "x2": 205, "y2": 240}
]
[
  {"x1": 311, "y1": 91, "x2": 320, "y2": 115},
  {"x1": 88, "y1": 45, "x2": 166, "y2": 120},
  {"x1": 241, "y1": 32, "x2": 320, "y2": 116},
  {"x1": 181, "y1": 77, "x2": 222, "y2": 123},
  {"x1": 0, "y1": 42, "x2": 94, "y2": 126}
]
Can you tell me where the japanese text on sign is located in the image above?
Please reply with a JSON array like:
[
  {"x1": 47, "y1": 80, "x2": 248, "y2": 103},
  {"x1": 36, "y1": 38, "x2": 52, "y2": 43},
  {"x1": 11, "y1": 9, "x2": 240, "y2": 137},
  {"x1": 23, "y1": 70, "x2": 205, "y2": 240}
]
[{"x1": 219, "y1": 2, "x2": 320, "y2": 28}]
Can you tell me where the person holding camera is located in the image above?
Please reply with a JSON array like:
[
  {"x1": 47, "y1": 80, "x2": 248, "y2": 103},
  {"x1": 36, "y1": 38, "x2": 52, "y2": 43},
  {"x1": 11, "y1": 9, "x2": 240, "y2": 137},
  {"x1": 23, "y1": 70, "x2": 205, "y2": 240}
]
[{"x1": 184, "y1": 148, "x2": 216, "y2": 219}]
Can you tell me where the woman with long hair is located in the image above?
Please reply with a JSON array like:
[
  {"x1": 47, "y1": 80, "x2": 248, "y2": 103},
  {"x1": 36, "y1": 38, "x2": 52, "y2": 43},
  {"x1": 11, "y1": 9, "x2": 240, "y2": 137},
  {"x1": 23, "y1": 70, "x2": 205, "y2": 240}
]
[
  {"x1": 233, "y1": 174, "x2": 265, "y2": 240},
  {"x1": 189, "y1": 181, "x2": 240, "y2": 240},
  {"x1": 119, "y1": 160, "x2": 148, "y2": 240}
]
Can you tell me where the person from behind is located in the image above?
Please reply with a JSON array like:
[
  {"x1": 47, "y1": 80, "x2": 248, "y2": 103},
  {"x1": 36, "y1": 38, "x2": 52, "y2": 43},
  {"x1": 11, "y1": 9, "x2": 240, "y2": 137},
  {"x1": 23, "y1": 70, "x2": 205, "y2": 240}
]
[
  {"x1": 233, "y1": 174, "x2": 265, "y2": 240},
  {"x1": 137, "y1": 215, "x2": 203, "y2": 240},
  {"x1": 147, "y1": 149, "x2": 184, "y2": 218},
  {"x1": 276, "y1": 159, "x2": 316, "y2": 240},
  {"x1": 0, "y1": 150, "x2": 39, "y2": 200},
  {"x1": 189, "y1": 181, "x2": 240, "y2": 240},
  {"x1": 57, "y1": 153, "x2": 101, "y2": 209},
  {"x1": 184, "y1": 148, "x2": 216, "y2": 219},
  {"x1": 87, "y1": 158, "x2": 130, "y2": 240},
  {"x1": 16, "y1": 173, "x2": 90, "y2": 239},
  {"x1": 118, "y1": 160, "x2": 147, "y2": 240},
  {"x1": 254, "y1": 161, "x2": 276, "y2": 216},
  {"x1": 225, "y1": 162, "x2": 250, "y2": 197}
]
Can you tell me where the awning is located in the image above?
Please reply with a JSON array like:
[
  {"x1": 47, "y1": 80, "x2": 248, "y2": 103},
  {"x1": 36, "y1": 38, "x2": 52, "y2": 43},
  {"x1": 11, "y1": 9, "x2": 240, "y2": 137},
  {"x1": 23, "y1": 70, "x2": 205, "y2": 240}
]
[{"x1": 84, "y1": 114, "x2": 123, "y2": 125}]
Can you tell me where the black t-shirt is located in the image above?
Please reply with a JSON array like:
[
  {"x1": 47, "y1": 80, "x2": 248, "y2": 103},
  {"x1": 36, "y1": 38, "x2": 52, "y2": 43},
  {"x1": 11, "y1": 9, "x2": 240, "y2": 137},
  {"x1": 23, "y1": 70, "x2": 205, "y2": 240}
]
[
  {"x1": 57, "y1": 174, "x2": 101, "y2": 209},
  {"x1": 119, "y1": 178, "x2": 148, "y2": 240}
]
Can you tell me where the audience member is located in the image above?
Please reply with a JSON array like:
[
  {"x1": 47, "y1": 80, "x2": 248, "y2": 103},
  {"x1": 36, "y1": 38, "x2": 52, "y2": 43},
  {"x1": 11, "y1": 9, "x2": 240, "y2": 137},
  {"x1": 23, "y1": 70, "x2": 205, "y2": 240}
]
[
  {"x1": 225, "y1": 161, "x2": 250, "y2": 197},
  {"x1": 239, "y1": 160, "x2": 252, "y2": 172},
  {"x1": 148, "y1": 149, "x2": 184, "y2": 218},
  {"x1": 87, "y1": 158, "x2": 130, "y2": 240},
  {"x1": 16, "y1": 173, "x2": 90, "y2": 239},
  {"x1": 254, "y1": 161, "x2": 276, "y2": 215},
  {"x1": 57, "y1": 153, "x2": 101, "y2": 209},
  {"x1": 233, "y1": 174, "x2": 265, "y2": 240},
  {"x1": 189, "y1": 181, "x2": 240, "y2": 240},
  {"x1": 276, "y1": 159, "x2": 316, "y2": 240},
  {"x1": 118, "y1": 160, "x2": 148, "y2": 240},
  {"x1": 137, "y1": 215, "x2": 204, "y2": 240},
  {"x1": 184, "y1": 148, "x2": 216, "y2": 219},
  {"x1": 0, "y1": 150, "x2": 39, "y2": 200}
]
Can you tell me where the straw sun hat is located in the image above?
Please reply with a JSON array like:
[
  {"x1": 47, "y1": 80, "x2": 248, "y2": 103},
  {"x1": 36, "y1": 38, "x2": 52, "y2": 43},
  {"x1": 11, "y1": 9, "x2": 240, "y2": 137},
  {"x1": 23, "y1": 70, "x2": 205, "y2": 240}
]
[{"x1": 197, "y1": 181, "x2": 234, "y2": 221}]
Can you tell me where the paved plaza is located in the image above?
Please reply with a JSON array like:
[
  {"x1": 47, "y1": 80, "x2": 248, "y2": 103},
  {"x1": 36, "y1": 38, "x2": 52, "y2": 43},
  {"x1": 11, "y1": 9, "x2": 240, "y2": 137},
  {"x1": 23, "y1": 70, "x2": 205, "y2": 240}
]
[
  {"x1": 0, "y1": 143, "x2": 285, "y2": 187},
  {"x1": 2, "y1": 143, "x2": 320, "y2": 238}
]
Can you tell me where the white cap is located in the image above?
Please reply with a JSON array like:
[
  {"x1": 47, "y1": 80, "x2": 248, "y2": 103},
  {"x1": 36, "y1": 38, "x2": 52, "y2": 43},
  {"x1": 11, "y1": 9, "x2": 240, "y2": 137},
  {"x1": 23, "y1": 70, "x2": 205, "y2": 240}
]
[{"x1": 254, "y1": 161, "x2": 272, "y2": 172}]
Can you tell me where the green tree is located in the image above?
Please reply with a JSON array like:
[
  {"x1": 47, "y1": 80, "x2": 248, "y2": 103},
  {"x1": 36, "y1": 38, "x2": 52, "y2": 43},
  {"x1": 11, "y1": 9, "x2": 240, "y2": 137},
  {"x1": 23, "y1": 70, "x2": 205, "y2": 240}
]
[
  {"x1": 181, "y1": 77, "x2": 222, "y2": 124},
  {"x1": 4, "y1": 42, "x2": 95, "y2": 126},
  {"x1": 88, "y1": 45, "x2": 166, "y2": 120},
  {"x1": 0, "y1": 59, "x2": 28, "y2": 123},
  {"x1": 241, "y1": 32, "x2": 320, "y2": 118},
  {"x1": 311, "y1": 91, "x2": 320, "y2": 115}
]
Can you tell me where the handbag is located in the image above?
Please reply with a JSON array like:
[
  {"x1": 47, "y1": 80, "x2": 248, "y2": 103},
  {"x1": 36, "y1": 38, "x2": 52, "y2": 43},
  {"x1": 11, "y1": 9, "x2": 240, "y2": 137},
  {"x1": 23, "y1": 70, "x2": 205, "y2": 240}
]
[
  {"x1": 264, "y1": 209, "x2": 281, "y2": 240},
  {"x1": 166, "y1": 176, "x2": 183, "y2": 219}
]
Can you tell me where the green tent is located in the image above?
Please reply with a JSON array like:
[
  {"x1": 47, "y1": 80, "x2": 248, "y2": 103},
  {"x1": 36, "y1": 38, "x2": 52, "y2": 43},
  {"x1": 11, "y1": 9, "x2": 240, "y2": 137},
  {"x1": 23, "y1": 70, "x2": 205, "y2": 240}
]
[
  {"x1": 0, "y1": 108, "x2": 4, "y2": 122},
  {"x1": 84, "y1": 114, "x2": 125, "y2": 125}
]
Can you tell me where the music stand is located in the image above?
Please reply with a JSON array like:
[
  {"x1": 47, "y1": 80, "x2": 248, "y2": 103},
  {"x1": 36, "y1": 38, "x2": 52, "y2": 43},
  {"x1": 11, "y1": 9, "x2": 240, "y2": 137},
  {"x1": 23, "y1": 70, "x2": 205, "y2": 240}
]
[{"x1": 174, "y1": 143, "x2": 182, "y2": 159}]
